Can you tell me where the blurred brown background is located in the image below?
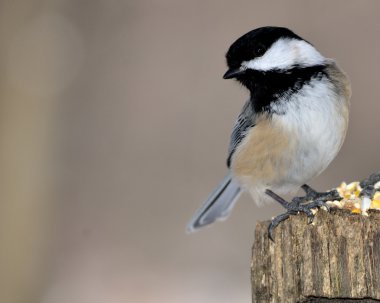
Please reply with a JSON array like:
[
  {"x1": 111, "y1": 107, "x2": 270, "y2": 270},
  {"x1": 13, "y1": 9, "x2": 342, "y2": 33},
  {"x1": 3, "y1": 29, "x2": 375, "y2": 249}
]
[{"x1": 0, "y1": 1, "x2": 379, "y2": 302}]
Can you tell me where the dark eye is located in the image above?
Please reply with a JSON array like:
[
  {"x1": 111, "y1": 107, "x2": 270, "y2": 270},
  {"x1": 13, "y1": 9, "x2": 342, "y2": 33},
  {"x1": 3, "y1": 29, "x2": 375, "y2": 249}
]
[{"x1": 254, "y1": 45, "x2": 265, "y2": 57}]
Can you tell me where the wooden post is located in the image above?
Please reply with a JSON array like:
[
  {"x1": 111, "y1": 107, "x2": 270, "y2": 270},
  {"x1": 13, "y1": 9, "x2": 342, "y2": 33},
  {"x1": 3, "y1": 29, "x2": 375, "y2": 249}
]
[{"x1": 252, "y1": 209, "x2": 380, "y2": 303}]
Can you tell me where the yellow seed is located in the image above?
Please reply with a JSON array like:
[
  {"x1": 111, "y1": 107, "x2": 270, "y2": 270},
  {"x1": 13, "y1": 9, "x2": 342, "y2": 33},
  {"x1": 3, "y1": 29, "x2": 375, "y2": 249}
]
[
  {"x1": 346, "y1": 181, "x2": 359, "y2": 191},
  {"x1": 336, "y1": 183, "x2": 347, "y2": 196},
  {"x1": 352, "y1": 208, "x2": 361, "y2": 214},
  {"x1": 344, "y1": 193, "x2": 351, "y2": 199},
  {"x1": 371, "y1": 199, "x2": 380, "y2": 209},
  {"x1": 337, "y1": 189, "x2": 344, "y2": 197}
]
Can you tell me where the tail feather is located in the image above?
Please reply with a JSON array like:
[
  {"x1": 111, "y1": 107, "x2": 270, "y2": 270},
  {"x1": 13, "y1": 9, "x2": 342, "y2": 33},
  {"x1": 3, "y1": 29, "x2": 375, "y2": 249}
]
[{"x1": 187, "y1": 174, "x2": 241, "y2": 233}]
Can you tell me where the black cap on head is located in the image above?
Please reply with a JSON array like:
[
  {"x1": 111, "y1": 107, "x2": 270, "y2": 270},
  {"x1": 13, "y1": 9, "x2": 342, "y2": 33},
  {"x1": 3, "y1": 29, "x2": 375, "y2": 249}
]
[{"x1": 225, "y1": 26, "x2": 304, "y2": 71}]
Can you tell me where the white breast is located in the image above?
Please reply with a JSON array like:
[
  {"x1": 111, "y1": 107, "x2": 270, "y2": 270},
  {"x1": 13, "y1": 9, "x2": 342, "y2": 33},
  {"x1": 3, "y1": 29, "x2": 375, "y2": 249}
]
[{"x1": 270, "y1": 76, "x2": 349, "y2": 188}]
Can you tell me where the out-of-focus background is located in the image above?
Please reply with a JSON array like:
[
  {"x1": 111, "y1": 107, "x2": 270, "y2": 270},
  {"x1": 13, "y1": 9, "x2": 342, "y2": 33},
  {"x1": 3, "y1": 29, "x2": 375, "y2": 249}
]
[{"x1": 1, "y1": 1, "x2": 379, "y2": 302}]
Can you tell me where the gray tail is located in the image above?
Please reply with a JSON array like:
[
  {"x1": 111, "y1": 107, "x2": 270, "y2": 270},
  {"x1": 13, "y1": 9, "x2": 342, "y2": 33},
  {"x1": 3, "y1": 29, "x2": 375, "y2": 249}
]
[{"x1": 187, "y1": 174, "x2": 241, "y2": 233}]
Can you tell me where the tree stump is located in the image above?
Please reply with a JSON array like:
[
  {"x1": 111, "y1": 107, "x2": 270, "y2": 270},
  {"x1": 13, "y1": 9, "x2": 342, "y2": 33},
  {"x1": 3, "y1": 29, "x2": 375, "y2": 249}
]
[{"x1": 252, "y1": 209, "x2": 380, "y2": 303}]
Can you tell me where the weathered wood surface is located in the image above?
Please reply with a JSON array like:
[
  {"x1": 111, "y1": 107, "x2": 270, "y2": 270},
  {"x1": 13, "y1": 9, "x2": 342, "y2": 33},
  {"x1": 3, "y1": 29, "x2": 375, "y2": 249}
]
[{"x1": 252, "y1": 209, "x2": 380, "y2": 303}]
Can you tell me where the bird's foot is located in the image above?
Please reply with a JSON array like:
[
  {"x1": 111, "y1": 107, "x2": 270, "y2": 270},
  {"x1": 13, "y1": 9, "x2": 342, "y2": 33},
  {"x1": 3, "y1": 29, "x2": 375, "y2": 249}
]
[
  {"x1": 360, "y1": 171, "x2": 380, "y2": 199},
  {"x1": 265, "y1": 185, "x2": 341, "y2": 241},
  {"x1": 359, "y1": 171, "x2": 380, "y2": 211}
]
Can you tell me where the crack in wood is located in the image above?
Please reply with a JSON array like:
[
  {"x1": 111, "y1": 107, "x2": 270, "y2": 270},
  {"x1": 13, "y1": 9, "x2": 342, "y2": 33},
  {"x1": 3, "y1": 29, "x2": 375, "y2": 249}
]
[{"x1": 252, "y1": 209, "x2": 380, "y2": 303}]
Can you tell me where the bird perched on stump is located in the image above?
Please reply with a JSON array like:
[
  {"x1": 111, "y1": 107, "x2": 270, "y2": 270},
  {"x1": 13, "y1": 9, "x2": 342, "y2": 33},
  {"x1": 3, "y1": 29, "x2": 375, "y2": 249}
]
[{"x1": 187, "y1": 26, "x2": 351, "y2": 238}]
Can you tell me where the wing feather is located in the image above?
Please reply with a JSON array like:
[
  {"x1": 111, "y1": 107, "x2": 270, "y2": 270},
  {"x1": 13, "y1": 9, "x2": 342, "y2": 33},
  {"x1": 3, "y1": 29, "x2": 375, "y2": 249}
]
[{"x1": 227, "y1": 100, "x2": 256, "y2": 167}]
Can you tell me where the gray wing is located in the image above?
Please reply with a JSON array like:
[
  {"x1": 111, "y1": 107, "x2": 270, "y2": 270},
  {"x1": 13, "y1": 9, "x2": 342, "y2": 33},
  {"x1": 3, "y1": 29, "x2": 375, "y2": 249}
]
[{"x1": 227, "y1": 100, "x2": 256, "y2": 167}]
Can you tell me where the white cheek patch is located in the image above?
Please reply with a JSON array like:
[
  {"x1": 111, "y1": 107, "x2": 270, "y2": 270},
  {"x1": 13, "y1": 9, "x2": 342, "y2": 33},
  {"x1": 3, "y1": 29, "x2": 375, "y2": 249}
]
[{"x1": 242, "y1": 38, "x2": 326, "y2": 71}]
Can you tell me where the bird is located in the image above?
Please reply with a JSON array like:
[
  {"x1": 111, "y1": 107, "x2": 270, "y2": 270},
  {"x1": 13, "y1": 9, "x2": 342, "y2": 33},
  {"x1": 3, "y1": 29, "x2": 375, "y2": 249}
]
[{"x1": 187, "y1": 26, "x2": 351, "y2": 237}]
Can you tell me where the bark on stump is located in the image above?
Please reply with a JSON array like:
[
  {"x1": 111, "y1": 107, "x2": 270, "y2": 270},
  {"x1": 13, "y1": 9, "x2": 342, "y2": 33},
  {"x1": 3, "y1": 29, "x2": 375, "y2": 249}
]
[{"x1": 252, "y1": 209, "x2": 380, "y2": 303}]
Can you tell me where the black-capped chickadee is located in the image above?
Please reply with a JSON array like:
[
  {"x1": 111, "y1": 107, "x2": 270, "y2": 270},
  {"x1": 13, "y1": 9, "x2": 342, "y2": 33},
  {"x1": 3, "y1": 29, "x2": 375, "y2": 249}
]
[{"x1": 187, "y1": 26, "x2": 351, "y2": 234}]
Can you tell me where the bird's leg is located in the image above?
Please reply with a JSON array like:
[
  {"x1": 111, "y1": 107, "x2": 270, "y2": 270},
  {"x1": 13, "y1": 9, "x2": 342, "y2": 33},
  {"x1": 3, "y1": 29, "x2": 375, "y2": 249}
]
[
  {"x1": 359, "y1": 171, "x2": 380, "y2": 210},
  {"x1": 266, "y1": 173, "x2": 380, "y2": 241},
  {"x1": 359, "y1": 171, "x2": 380, "y2": 199},
  {"x1": 266, "y1": 185, "x2": 341, "y2": 241}
]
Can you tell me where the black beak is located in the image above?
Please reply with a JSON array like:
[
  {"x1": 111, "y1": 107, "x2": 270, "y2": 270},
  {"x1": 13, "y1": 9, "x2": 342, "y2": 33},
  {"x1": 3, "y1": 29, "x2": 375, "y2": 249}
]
[{"x1": 223, "y1": 67, "x2": 245, "y2": 79}]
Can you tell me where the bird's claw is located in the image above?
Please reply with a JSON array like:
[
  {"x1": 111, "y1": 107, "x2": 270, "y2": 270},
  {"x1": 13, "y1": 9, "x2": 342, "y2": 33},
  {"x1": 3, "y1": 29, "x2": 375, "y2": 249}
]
[
  {"x1": 267, "y1": 172, "x2": 380, "y2": 241},
  {"x1": 268, "y1": 212, "x2": 291, "y2": 242},
  {"x1": 266, "y1": 186, "x2": 340, "y2": 241}
]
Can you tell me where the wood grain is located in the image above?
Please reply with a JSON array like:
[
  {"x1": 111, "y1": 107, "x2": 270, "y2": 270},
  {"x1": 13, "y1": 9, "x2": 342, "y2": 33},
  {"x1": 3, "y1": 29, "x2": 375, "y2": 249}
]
[{"x1": 252, "y1": 209, "x2": 380, "y2": 303}]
